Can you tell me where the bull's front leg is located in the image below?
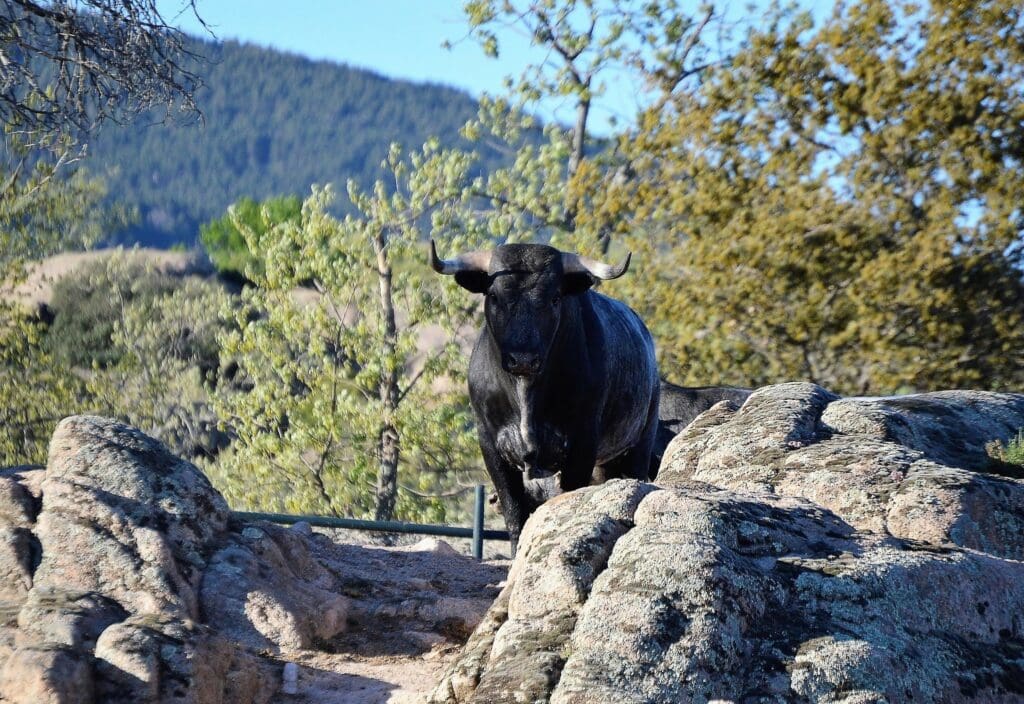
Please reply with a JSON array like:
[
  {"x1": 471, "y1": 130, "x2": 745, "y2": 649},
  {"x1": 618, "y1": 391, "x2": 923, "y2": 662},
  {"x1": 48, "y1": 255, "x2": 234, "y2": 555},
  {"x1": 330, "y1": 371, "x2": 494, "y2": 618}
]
[
  {"x1": 559, "y1": 432, "x2": 599, "y2": 493},
  {"x1": 478, "y1": 429, "x2": 538, "y2": 556}
]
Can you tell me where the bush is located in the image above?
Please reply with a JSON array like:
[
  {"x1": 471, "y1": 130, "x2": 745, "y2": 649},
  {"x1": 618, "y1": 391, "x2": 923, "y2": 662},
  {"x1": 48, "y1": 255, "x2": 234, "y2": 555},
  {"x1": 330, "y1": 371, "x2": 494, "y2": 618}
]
[
  {"x1": 44, "y1": 252, "x2": 178, "y2": 368},
  {"x1": 85, "y1": 262, "x2": 236, "y2": 460},
  {"x1": 199, "y1": 195, "x2": 302, "y2": 281},
  {"x1": 988, "y1": 431, "x2": 1024, "y2": 467}
]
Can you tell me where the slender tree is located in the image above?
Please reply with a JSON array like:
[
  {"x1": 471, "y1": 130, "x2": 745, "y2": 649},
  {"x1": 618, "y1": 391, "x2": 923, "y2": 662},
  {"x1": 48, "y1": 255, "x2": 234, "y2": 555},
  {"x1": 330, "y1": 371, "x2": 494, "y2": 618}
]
[
  {"x1": 459, "y1": 0, "x2": 724, "y2": 251},
  {"x1": 211, "y1": 145, "x2": 486, "y2": 522}
]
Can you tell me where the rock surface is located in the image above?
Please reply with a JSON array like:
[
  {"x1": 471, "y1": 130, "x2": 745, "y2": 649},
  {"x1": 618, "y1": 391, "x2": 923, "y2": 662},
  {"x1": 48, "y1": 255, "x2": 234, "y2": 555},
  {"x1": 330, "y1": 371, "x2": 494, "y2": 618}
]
[
  {"x1": 431, "y1": 383, "x2": 1024, "y2": 703},
  {"x1": 660, "y1": 383, "x2": 1024, "y2": 559},
  {"x1": 0, "y1": 416, "x2": 504, "y2": 704}
]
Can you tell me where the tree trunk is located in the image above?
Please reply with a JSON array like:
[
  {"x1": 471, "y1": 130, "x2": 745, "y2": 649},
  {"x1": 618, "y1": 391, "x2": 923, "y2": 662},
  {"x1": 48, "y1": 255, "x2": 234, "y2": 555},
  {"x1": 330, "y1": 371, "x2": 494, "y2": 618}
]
[
  {"x1": 373, "y1": 226, "x2": 401, "y2": 522},
  {"x1": 563, "y1": 94, "x2": 591, "y2": 234},
  {"x1": 568, "y1": 96, "x2": 590, "y2": 178},
  {"x1": 375, "y1": 426, "x2": 399, "y2": 522}
]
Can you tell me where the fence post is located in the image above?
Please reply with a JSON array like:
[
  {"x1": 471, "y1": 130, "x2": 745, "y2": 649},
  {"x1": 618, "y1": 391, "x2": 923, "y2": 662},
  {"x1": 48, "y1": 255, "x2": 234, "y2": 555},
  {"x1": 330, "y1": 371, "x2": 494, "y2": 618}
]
[{"x1": 472, "y1": 484, "x2": 485, "y2": 561}]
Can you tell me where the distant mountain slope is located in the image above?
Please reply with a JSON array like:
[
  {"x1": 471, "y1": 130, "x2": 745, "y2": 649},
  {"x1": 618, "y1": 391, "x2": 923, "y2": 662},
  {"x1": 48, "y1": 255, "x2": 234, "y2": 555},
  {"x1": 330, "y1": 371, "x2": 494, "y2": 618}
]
[{"x1": 86, "y1": 38, "x2": 497, "y2": 248}]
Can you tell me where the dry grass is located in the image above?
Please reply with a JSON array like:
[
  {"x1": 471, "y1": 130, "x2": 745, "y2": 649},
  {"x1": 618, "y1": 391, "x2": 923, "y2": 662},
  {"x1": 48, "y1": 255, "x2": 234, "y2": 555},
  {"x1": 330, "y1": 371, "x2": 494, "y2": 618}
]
[{"x1": 6, "y1": 248, "x2": 204, "y2": 309}]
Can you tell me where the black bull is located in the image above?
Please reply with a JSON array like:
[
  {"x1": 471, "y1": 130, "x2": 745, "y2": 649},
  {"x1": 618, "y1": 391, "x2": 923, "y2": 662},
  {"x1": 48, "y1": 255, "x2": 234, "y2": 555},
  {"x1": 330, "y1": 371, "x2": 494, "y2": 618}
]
[{"x1": 431, "y1": 241, "x2": 659, "y2": 553}]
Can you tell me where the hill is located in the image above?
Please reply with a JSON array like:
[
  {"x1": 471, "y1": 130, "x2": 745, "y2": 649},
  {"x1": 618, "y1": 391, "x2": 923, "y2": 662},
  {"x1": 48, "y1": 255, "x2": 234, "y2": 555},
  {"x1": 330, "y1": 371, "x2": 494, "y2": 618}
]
[{"x1": 84, "y1": 37, "x2": 500, "y2": 248}]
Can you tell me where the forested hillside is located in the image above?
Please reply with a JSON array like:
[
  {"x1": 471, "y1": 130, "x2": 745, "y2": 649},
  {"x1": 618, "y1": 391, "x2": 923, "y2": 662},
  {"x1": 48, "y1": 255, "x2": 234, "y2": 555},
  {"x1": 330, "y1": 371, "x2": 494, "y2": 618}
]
[{"x1": 86, "y1": 38, "x2": 500, "y2": 247}]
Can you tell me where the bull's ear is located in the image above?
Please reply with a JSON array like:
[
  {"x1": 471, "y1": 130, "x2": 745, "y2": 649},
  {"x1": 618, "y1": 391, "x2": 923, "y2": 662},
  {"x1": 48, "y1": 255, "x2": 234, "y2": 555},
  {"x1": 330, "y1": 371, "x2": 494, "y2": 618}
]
[
  {"x1": 454, "y1": 271, "x2": 491, "y2": 294},
  {"x1": 562, "y1": 272, "x2": 595, "y2": 296}
]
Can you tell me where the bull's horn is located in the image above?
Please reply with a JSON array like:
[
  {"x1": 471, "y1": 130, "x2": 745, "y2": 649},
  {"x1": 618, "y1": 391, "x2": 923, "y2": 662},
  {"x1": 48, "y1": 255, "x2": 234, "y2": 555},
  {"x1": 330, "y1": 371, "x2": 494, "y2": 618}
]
[
  {"x1": 430, "y1": 240, "x2": 493, "y2": 275},
  {"x1": 561, "y1": 251, "x2": 632, "y2": 280}
]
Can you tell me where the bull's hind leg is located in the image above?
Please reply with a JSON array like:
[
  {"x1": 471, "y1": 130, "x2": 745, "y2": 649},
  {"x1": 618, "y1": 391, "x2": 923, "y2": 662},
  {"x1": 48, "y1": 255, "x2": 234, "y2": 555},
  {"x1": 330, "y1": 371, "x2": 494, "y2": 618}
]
[{"x1": 595, "y1": 389, "x2": 660, "y2": 483}]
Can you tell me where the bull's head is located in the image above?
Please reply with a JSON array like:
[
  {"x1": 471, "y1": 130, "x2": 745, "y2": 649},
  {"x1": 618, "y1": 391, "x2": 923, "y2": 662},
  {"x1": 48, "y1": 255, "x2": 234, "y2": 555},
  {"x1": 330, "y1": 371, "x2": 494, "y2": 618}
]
[{"x1": 430, "y1": 241, "x2": 630, "y2": 377}]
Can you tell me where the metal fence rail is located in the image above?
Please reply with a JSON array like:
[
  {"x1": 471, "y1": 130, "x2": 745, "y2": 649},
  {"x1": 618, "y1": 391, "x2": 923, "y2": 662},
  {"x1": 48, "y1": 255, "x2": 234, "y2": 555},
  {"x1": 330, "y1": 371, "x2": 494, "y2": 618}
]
[{"x1": 231, "y1": 484, "x2": 509, "y2": 560}]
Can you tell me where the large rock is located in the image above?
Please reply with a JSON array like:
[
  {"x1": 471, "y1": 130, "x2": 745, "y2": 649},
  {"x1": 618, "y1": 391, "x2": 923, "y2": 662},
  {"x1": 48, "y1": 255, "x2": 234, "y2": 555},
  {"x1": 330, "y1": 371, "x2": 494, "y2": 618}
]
[
  {"x1": 0, "y1": 417, "x2": 273, "y2": 704},
  {"x1": 35, "y1": 415, "x2": 230, "y2": 618},
  {"x1": 0, "y1": 416, "x2": 505, "y2": 703},
  {"x1": 200, "y1": 522, "x2": 350, "y2": 651},
  {"x1": 660, "y1": 383, "x2": 1024, "y2": 560},
  {"x1": 92, "y1": 615, "x2": 273, "y2": 704},
  {"x1": 432, "y1": 384, "x2": 1024, "y2": 703}
]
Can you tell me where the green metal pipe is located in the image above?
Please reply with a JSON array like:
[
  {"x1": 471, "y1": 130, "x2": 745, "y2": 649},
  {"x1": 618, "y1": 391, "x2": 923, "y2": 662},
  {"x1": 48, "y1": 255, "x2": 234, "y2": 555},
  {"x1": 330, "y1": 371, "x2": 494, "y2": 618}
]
[{"x1": 230, "y1": 509, "x2": 510, "y2": 543}]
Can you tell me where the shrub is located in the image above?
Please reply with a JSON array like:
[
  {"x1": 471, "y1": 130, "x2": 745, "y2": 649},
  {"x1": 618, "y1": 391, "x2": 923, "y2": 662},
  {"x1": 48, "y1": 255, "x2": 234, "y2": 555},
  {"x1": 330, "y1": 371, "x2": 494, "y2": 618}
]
[
  {"x1": 85, "y1": 261, "x2": 236, "y2": 460},
  {"x1": 987, "y1": 430, "x2": 1024, "y2": 467},
  {"x1": 44, "y1": 252, "x2": 177, "y2": 368},
  {"x1": 199, "y1": 195, "x2": 302, "y2": 281}
]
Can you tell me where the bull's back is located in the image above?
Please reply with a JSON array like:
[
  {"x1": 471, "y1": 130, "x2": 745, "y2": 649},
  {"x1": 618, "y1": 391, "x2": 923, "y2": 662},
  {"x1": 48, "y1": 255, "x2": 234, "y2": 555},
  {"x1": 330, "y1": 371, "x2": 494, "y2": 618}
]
[{"x1": 586, "y1": 292, "x2": 659, "y2": 462}]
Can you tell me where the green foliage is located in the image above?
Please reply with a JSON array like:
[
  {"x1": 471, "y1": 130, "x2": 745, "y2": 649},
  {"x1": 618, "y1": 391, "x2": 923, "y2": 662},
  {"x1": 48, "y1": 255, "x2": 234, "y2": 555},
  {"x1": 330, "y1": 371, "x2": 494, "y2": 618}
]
[
  {"x1": 0, "y1": 163, "x2": 112, "y2": 270},
  {"x1": 0, "y1": 161, "x2": 118, "y2": 465},
  {"x1": 0, "y1": 315, "x2": 86, "y2": 466},
  {"x1": 200, "y1": 195, "x2": 301, "y2": 279},
  {"x1": 85, "y1": 38, "x2": 508, "y2": 247},
  {"x1": 44, "y1": 253, "x2": 178, "y2": 367},
  {"x1": 986, "y1": 430, "x2": 1024, "y2": 468},
  {"x1": 613, "y1": 0, "x2": 1024, "y2": 394},
  {"x1": 999, "y1": 433, "x2": 1024, "y2": 466},
  {"x1": 211, "y1": 144, "x2": 487, "y2": 522},
  {"x1": 85, "y1": 253, "x2": 233, "y2": 460},
  {"x1": 1003, "y1": 434, "x2": 1024, "y2": 467}
]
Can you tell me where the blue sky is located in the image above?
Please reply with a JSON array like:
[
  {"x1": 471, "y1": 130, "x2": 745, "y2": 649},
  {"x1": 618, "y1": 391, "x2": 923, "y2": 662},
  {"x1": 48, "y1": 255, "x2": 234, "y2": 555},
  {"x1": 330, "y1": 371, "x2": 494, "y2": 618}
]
[
  {"x1": 167, "y1": 2, "x2": 543, "y2": 97},
  {"x1": 164, "y1": 1, "x2": 834, "y2": 133}
]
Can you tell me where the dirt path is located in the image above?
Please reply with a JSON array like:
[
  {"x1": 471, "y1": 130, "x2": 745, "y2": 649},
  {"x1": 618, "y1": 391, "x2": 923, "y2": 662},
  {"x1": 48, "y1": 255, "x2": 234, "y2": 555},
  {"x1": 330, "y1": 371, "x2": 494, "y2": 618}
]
[
  {"x1": 270, "y1": 536, "x2": 508, "y2": 704},
  {"x1": 278, "y1": 651, "x2": 453, "y2": 704}
]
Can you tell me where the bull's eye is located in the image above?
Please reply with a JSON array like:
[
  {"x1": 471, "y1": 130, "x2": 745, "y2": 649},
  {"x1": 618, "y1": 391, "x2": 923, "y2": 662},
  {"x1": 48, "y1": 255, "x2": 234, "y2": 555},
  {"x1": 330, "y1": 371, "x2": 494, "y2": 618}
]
[{"x1": 551, "y1": 295, "x2": 561, "y2": 308}]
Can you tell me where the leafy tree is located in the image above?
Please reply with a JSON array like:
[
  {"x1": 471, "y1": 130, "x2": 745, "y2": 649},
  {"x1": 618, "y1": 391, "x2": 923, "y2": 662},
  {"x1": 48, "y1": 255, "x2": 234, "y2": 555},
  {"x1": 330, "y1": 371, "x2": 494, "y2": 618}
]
[
  {"x1": 211, "y1": 143, "x2": 485, "y2": 522},
  {"x1": 459, "y1": 0, "x2": 723, "y2": 250},
  {"x1": 0, "y1": 163, "x2": 114, "y2": 465},
  {"x1": 199, "y1": 195, "x2": 302, "y2": 280},
  {"x1": 617, "y1": 0, "x2": 1024, "y2": 393}
]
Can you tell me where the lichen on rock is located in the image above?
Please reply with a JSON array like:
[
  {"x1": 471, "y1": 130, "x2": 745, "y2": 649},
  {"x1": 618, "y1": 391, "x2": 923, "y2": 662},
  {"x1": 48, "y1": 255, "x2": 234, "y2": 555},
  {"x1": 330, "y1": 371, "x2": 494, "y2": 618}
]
[
  {"x1": 0, "y1": 415, "x2": 503, "y2": 704},
  {"x1": 431, "y1": 383, "x2": 1024, "y2": 703}
]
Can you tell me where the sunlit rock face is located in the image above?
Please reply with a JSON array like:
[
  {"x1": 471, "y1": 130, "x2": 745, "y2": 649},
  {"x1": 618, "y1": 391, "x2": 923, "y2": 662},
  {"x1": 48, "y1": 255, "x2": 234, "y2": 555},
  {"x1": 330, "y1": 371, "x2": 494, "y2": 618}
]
[
  {"x1": 0, "y1": 415, "x2": 275, "y2": 704},
  {"x1": 0, "y1": 416, "x2": 501, "y2": 704},
  {"x1": 430, "y1": 383, "x2": 1024, "y2": 704}
]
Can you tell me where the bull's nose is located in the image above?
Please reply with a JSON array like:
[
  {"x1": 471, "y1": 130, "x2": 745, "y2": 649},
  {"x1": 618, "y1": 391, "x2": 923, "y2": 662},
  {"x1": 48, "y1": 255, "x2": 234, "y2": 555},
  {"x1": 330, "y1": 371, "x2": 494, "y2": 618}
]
[{"x1": 505, "y1": 351, "x2": 540, "y2": 376}]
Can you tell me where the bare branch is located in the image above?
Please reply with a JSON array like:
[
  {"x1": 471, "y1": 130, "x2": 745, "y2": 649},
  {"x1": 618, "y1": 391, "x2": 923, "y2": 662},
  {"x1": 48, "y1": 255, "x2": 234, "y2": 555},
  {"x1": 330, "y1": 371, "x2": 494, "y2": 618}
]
[{"x1": 0, "y1": 0, "x2": 207, "y2": 152}]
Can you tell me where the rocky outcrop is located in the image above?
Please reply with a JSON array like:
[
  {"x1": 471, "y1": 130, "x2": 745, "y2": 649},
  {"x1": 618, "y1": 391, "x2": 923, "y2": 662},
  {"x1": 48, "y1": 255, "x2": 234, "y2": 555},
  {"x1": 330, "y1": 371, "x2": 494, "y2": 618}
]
[
  {"x1": 0, "y1": 416, "x2": 277, "y2": 704},
  {"x1": 660, "y1": 383, "x2": 1024, "y2": 559},
  {"x1": 431, "y1": 383, "x2": 1024, "y2": 703},
  {"x1": 0, "y1": 416, "x2": 502, "y2": 703}
]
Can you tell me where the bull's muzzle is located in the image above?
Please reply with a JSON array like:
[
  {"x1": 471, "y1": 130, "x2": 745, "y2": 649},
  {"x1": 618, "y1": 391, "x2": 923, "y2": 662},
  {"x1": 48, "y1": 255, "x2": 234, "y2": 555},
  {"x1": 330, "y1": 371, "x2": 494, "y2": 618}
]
[{"x1": 504, "y1": 351, "x2": 541, "y2": 377}]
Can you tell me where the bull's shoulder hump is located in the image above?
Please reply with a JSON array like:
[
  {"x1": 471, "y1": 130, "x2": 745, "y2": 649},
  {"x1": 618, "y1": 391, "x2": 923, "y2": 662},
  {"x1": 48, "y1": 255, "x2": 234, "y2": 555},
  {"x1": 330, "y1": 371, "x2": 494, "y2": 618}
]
[{"x1": 588, "y1": 291, "x2": 653, "y2": 340}]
